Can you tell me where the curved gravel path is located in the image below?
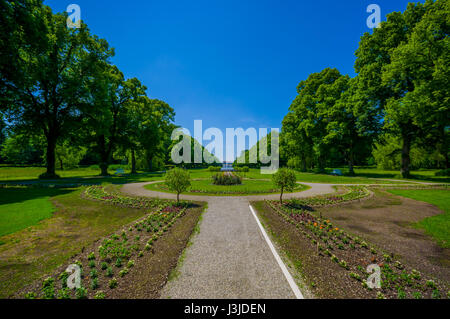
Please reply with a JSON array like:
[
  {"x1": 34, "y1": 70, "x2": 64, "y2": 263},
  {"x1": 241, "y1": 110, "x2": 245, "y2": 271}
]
[
  {"x1": 121, "y1": 182, "x2": 335, "y2": 299},
  {"x1": 120, "y1": 180, "x2": 423, "y2": 299},
  {"x1": 121, "y1": 181, "x2": 335, "y2": 201}
]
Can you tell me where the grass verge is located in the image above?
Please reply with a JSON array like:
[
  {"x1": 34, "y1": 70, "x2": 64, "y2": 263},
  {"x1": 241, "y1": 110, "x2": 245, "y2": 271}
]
[
  {"x1": 387, "y1": 189, "x2": 449, "y2": 248},
  {"x1": 0, "y1": 187, "x2": 153, "y2": 298},
  {"x1": 145, "y1": 179, "x2": 309, "y2": 196}
]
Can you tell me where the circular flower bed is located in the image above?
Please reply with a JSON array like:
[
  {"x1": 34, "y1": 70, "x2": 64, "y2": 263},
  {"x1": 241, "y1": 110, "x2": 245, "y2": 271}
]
[{"x1": 212, "y1": 172, "x2": 242, "y2": 185}]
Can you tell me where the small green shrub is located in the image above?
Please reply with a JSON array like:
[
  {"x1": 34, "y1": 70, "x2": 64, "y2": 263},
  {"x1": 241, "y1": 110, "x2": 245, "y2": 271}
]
[
  {"x1": 42, "y1": 277, "x2": 55, "y2": 299},
  {"x1": 108, "y1": 278, "x2": 118, "y2": 289},
  {"x1": 91, "y1": 278, "x2": 99, "y2": 290},
  {"x1": 94, "y1": 291, "x2": 106, "y2": 299},
  {"x1": 76, "y1": 287, "x2": 87, "y2": 299},
  {"x1": 25, "y1": 292, "x2": 36, "y2": 299},
  {"x1": 57, "y1": 288, "x2": 70, "y2": 299},
  {"x1": 212, "y1": 172, "x2": 242, "y2": 185}
]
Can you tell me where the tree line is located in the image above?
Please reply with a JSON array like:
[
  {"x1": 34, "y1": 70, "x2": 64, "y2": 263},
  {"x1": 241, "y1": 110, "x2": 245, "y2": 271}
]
[
  {"x1": 0, "y1": 0, "x2": 181, "y2": 177},
  {"x1": 280, "y1": 0, "x2": 449, "y2": 178}
]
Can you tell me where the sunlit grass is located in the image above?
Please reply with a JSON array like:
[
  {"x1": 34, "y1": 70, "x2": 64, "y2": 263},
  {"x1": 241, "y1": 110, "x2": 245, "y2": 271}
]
[{"x1": 387, "y1": 189, "x2": 450, "y2": 248}]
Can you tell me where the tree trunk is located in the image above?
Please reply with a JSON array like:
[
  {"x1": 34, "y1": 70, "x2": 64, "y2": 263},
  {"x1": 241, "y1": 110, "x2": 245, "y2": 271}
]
[
  {"x1": 147, "y1": 155, "x2": 153, "y2": 172},
  {"x1": 301, "y1": 154, "x2": 307, "y2": 172},
  {"x1": 348, "y1": 151, "x2": 355, "y2": 176},
  {"x1": 98, "y1": 135, "x2": 109, "y2": 176},
  {"x1": 445, "y1": 152, "x2": 449, "y2": 170},
  {"x1": 131, "y1": 149, "x2": 137, "y2": 174},
  {"x1": 280, "y1": 187, "x2": 284, "y2": 204},
  {"x1": 177, "y1": 192, "x2": 180, "y2": 203},
  {"x1": 401, "y1": 133, "x2": 411, "y2": 178},
  {"x1": 317, "y1": 156, "x2": 326, "y2": 173},
  {"x1": 41, "y1": 133, "x2": 58, "y2": 179},
  {"x1": 59, "y1": 158, "x2": 64, "y2": 171}
]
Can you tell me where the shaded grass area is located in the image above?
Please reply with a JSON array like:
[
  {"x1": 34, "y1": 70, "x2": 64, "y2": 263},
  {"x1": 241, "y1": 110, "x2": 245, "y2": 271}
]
[
  {"x1": 387, "y1": 189, "x2": 450, "y2": 248},
  {"x1": 0, "y1": 166, "x2": 446, "y2": 186},
  {"x1": 186, "y1": 168, "x2": 443, "y2": 184},
  {"x1": 0, "y1": 166, "x2": 164, "y2": 186},
  {"x1": 0, "y1": 187, "x2": 74, "y2": 237},
  {"x1": 0, "y1": 188, "x2": 152, "y2": 298},
  {"x1": 145, "y1": 179, "x2": 309, "y2": 196}
]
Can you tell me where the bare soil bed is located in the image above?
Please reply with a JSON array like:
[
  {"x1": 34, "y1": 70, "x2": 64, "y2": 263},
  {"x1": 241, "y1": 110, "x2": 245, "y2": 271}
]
[
  {"x1": 318, "y1": 189, "x2": 450, "y2": 283},
  {"x1": 13, "y1": 186, "x2": 205, "y2": 299},
  {"x1": 252, "y1": 188, "x2": 449, "y2": 299}
]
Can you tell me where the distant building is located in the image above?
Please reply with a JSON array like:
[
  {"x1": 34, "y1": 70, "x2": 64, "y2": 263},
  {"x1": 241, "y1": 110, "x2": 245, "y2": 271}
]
[{"x1": 221, "y1": 162, "x2": 234, "y2": 172}]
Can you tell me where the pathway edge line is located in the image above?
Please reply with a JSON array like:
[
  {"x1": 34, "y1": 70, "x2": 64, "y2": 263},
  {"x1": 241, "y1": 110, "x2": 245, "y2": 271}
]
[{"x1": 249, "y1": 204, "x2": 304, "y2": 299}]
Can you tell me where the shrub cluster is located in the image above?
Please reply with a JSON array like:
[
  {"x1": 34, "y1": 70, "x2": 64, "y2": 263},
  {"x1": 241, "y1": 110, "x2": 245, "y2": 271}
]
[
  {"x1": 208, "y1": 166, "x2": 221, "y2": 172},
  {"x1": 234, "y1": 166, "x2": 249, "y2": 172},
  {"x1": 435, "y1": 169, "x2": 450, "y2": 176},
  {"x1": 212, "y1": 172, "x2": 242, "y2": 185}
]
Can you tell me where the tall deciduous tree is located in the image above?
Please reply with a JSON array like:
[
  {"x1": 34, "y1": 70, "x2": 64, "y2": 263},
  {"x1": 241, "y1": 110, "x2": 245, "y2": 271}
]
[
  {"x1": 83, "y1": 65, "x2": 146, "y2": 176},
  {"x1": 2, "y1": 5, "x2": 113, "y2": 178},
  {"x1": 354, "y1": 1, "x2": 434, "y2": 177},
  {"x1": 124, "y1": 97, "x2": 175, "y2": 173},
  {"x1": 286, "y1": 68, "x2": 347, "y2": 172},
  {"x1": 381, "y1": 0, "x2": 449, "y2": 176}
]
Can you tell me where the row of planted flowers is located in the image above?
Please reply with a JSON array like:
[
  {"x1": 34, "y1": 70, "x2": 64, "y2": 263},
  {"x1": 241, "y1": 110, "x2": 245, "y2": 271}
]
[
  {"x1": 266, "y1": 187, "x2": 448, "y2": 299},
  {"x1": 288, "y1": 186, "x2": 371, "y2": 207},
  {"x1": 84, "y1": 185, "x2": 170, "y2": 209},
  {"x1": 23, "y1": 186, "x2": 189, "y2": 299}
]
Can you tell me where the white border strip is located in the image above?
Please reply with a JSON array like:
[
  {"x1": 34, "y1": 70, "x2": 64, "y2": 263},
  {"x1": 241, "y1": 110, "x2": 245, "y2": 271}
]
[{"x1": 249, "y1": 205, "x2": 304, "y2": 299}]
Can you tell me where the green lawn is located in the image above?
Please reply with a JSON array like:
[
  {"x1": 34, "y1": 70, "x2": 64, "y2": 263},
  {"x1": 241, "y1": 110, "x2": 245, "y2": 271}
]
[
  {"x1": 0, "y1": 166, "x2": 447, "y2": 186},
  {"x1": 0, "y1": 187, "x2": 73, "y2": 237},
  {"x1": 0, "y1": 186, "x2": 155, "y2": 298},
  {"x1": 0, "y1": 166, "x2": 165, "y2": 185},
  {"x1": 146, "y1": 179, "x2": 309, "y2": 196},
  {"x1": 387, "y1": 189, "x2": 450, "y2": 248}
]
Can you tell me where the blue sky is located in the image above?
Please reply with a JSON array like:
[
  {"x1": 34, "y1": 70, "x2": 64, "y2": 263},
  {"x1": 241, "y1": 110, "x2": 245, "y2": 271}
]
[{"x1": 45, "y1": 0, "x2": 415, "y2": 161}]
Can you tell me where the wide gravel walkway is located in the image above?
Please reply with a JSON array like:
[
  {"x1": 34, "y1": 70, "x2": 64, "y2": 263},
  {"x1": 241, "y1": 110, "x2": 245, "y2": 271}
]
[{"x1": 120, "y1": 182, "x2": 336, "y2": 299}]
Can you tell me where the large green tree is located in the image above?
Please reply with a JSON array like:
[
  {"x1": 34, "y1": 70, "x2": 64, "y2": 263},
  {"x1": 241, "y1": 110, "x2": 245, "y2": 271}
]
[
  {"x1": 123, "y1": 97, "x2": 175, "y2": 173},
  {"x1": 82, "y1": 65, "x2": 146, "y2": 176},
  {"x1": 2, "y1": 5, "x2": 113, "y2": 178},
  {"x1": 381, "y1": 0, "x2": 449, "y2": 175},
  {"x1": 285, "y1": 68, "x2": 348, "y2": 172},
  {"x1": 354, "y1": 0, "x2": 439, "y2": 177}
]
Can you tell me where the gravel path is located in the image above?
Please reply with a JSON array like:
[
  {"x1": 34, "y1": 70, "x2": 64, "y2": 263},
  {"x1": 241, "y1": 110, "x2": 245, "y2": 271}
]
[
  {"x1": 121, "y1": 181, "x2": 335, "y2": 201},
  {"x1": 120, "y1": 182, "x2": 336, "y2": 299},
  {"x1": 120, "y1": 180, "x2": 426, "y2": 299}
]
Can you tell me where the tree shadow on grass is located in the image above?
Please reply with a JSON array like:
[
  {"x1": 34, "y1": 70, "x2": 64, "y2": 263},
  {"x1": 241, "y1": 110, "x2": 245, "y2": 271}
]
[
  {"x1": 0, "y1": 172, "x2": 165, "y2": 186},
  {"x1": 0, "y1": 187, "x2": 74, "y2": 206}
]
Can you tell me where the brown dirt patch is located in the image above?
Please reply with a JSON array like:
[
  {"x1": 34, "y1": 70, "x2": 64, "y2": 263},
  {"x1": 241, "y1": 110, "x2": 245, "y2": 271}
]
[
  {"x1": 107, "y1": 203, "x2": 204, "y2": 299},
  {"x1": 317, "y1": 189, "x2": 450, "y2": 283},
  {"x1": 252, "y1": 201, "x2": 373, "y2": 299}
]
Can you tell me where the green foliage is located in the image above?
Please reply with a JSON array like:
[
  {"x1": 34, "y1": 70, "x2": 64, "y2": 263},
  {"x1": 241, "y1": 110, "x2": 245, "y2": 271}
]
[
  {"x1": 272, "y1": 168, "x2": 297, "y2": 203},
  {"x1": 94, "y1": 291, "x2": 106, "y2": 299},
  {"x1": 0, "y1": 134, "x2": 43, "y2": 165},
  {"x1": 281, "y1": 1, "x2": 448, "y2": 176},
  {"x1": 76, "y1": 287, "x2": 87, "y2": 299},
  {"x1": 212, "y1": 172, "x2": 242, "y2": 185},
  {"x1": 388, "y1": 189, "x2": 449, "y2": 247},
  {"x1": 42, "y1": 277, "x2": 55, "y2": 299},
  {"x1": 108, "y1": 278, "x2": 118, "y2": 289},
  {"x1": 164, "y1": 168, "x2": 191, "y2": 202}
]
